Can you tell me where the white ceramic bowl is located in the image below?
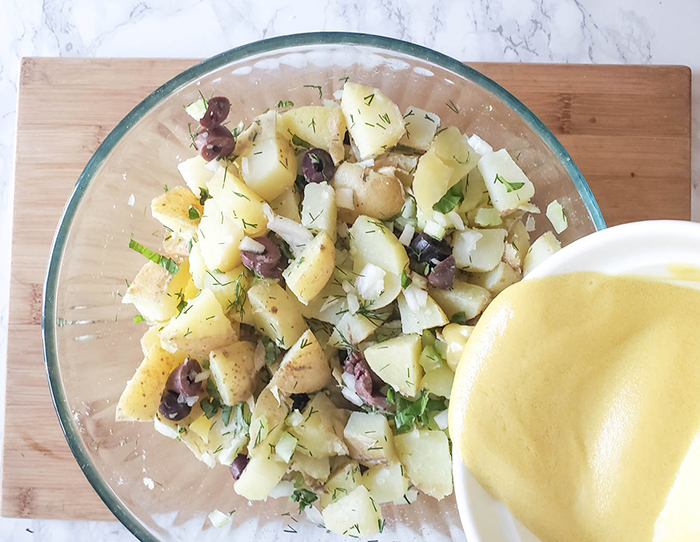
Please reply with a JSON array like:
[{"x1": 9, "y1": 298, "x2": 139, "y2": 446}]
[{"x1": 453, "y1": 219, "x2": 700, "y2": 542}]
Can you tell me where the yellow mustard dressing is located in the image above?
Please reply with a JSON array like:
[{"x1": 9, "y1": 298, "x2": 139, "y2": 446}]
[{"x1": 449, "y1": 272, "x2": 700, "y2": 542}]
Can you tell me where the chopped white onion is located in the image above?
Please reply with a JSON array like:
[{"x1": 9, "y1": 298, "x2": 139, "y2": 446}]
[
  {"x1": 342, "y1": 280, "x2": 357, "y2": 295},
  {"x1": 520, "y1": 203, "x2": 541, "y2": 214},
  {"x1": 154, "y1": 417, "x2": 179, "y2": 439},
  {"x1": 447, "y1": 210, "x2": 465, "y2": 231},
  {"x1": 322, "y1": 98, "x2": 340, "y2": 108},
  {"x1": 347, "y1": 293, "x2": 360, "y2": 315},
  {"x1": 410, "y1": 272, "x2": 428, "y2": 290},
  {"x1": 333, "y1": 88, "x2": 344, "y2": 101},
  {"x1": 185, "y1": 395, "x2": 199, "y2": 407},
  {"x1": 468, "y1": 133, "x2": 493, "y2": 156},
  {"x1": 404, "y1": 284, "x2": 428, "y2": 312},
  {"x1": 253, "y1": 341, "x2": 266, "y2": 371},
  {"x1": 320, "y1": 295, "x2": 343, "y2": 312},
  {"x1": 423, "y1": 220, "x2": 445, "y2": 239},
  {"x1": 355, "y1": 263, "x2": 386, "y2": 301},
  {"x1": 194, "y1": 370, "x2": 210, "y2": 383},
  {"x1": 208, "y1": 509, "x2": 232, "y2": 528},
  {"x1": 356, "y1": 157, "x2": 375, "y2": 168},
  {"x1": 142, "y1": 477, "x2": 155, "y2": 490},
  {"x1": 433, "y1": 410, "x2": 449, "y2": 430},
  {"x1": 336, "y1": 188, "x2": 355, "y2": 209},
  {"x1": 336, "y1": 221, "x2": 349, "y2": 237},
  {"x1": 341, "y1": 373, "x2": 364, "y2": 406},
  {"x1": 457, "y1": 229, "x2": 483, "y2": 258},
  {"x1": 268, "y1": 481, "x2": 295, "y2": 499},
  {"x1": 305, "y1": 505, "x2": 325, "y2": 526},
  {"x1": 399, "y1": 223, "x2": 415, "y2": 246},
  {"x1": 205, "y1": 159, "x2": 220, "y2": 171},
  {"x1": 432, "y1": 212, "x2": 449, "y2": 227},
  {"x1": 127, "y1": 194, "x2": 135, "y2": 207},
  {"x1": 525, "y1": 215, "x2": 536, "y2": 232},
  {"x1": 269, "y1": 385, "x2": 282, "y2": 405},
  {"x1": 262, "y1": 203, "x2": 313, "y2": 257},
  {"x1": 238, "y1": 236, "x2": 266, "y2": 254},
  {"x1": 504, "y1": 243, "x2": 521, "y2": 269}
]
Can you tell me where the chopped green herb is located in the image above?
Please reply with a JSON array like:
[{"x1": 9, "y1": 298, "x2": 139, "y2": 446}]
[
  {"x1": 128, "y1": 237, "x2": 179, "y2": 275},
  {"x1": 277, "y1": 100, "x2": 294, "y2": 108},
  {"x1": 231, "y1": 120, "x2": 245, "y2": 138},
  {"x1": 188, "y1": 206, "x2": 200, "y2": 220},
  {"x1": 133, "y1": 315, "x2": 145, "y2": 323},
  {"x1": 446, "y1": 100, "x2": 459, "y2": 113},
  {"x1": 221, "y1": 404, "x2": 233, "y2": 426},
  {"x1": 363, "y1": 93, "x2": 375, "y2": 106},
  {"x1": 495, "y1": 173, "x2": 525, "y2": 193},
  {"x1": 450, "y1": 311, "x2": 468, "y2": 325},
  {"x1": 288, "y1": 130, "x2": 312, "y2": 149},
  {"x1": 290, "y1": 488, "x2": 318, "y2": 513},
  {"x1": 432, "y1": 178, "x2": 465, "y2": 214},
  {"x1": 262, "y1": 336, "x2": 279, "y2": 365},
  {"x1": 303, "y1": 84, "x2": 323, "y2": 99},
  {"x1": 400, "y1": 269, "x2": 412, "y2": 289},
  {"x1": 339, "y1": 76, "x2": 350, "y2": 84},
  {"x1": 198, "y1": 187, "x2": 211, "y2": 205}
]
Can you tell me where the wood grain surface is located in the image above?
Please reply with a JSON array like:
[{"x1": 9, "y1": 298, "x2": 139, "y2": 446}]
[{"x1": 3, "y1": 58, "x2": 691, "y2": 521}]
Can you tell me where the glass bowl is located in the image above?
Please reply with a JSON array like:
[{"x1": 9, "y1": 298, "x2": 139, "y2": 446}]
[{"x1": 43, "y1": 32, "x2": 605, "y2": 542}]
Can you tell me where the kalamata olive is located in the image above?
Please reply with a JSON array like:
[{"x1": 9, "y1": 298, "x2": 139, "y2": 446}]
[
  {"x1": 240, "y1": 236, "x2": 287, "y2": 279},
  {"x1": 229, "y1": 454, "x2": 249, "y2": 480},
  {"x1": 158, "y1": 390, "x2": 191, "y2": 421},
  {"x1": 290, "y1": 393, "x2": 310, "y2": 412},
  {"x1": 408, "y1": 232, "x2": 452, "y2": 264},
  {"x1": 199, "y1": 97, "x2": 230, "y2": 129},
  {"x1": 165, "y1": 358, "x2": 203, "y2": 398},
  {"x1": 301, "y1": 148, "x2": 335, "y2": 183},
  {"x1": 194, "y1": 125, "x2": 236, "y2": 162},
  {"x1": 343, "y1": 131, "x2": 350, "y2": 145},
  {"x1": 428, "y1": 255, "x2": 456, "y2": 290},
  {"x1": 344, "y1": 351, "x2": 389, "y2": 410}
]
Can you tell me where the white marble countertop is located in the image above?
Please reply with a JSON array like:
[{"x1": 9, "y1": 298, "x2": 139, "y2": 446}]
[{"x1": 0, "y1": 0, "x2": 697, "y2": 539}]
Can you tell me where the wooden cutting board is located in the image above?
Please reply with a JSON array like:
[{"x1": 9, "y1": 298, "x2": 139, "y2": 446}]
[{"x1": 3, "y1": 58, "x2": 691, "y2": 521}]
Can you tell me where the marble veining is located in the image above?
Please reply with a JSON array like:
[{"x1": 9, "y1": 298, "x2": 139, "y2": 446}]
[{"x1": 0, "y1": 0, "x2": 698, "y2": 539}]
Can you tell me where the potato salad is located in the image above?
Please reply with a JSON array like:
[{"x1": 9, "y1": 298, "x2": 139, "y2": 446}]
[{"x1": 117, "y1": 81, "x2": 564, "y2": 536}]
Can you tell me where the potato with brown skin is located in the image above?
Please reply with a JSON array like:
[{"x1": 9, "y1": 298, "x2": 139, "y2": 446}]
[
  {"x1": 151, "y1": 187, "x2": 203, "y2": 238},
  {"x1": 209, "y1": 341, "x2": 257, "y2": 405},
  {"x1": 332, "y1": 162, "x2": 405, "y2": 222},
  {"x1": 248, "y1": 281, "x2": 308, "y2": 348},
  {"x1": 116, "y1": 343, "x2": 187, "y2": 422},
  {"x1": 270, "y1": 330, "x2": 331, "y2": 394}
]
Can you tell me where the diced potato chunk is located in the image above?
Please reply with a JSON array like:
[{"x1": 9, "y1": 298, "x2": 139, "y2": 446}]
[
  {"x1": 233, "y1": 454, "x2": 288, "y2": 501},
  {"x1": 270, "y1": 330, "x2": 331, "y2": 394},
  {"x1": 394, "y1": 429, "x2": 453, "y2": 500},
  {"x1": 470, "y1": 206, "x2": 503, "y2": 227},
  {"x1": 207, "y1": 166, "x2": 268, "y2": 237},
  {"x1": 432, "y1": 127, "x2": 478, "y2": 182},
  {"x1": 343, "y1": 412, "x2": 398, "y2": 464},
  {"x1": 249, "y1": 385, "x2": 290, "y2": 456},
  {"x1": 283, "y1": 231, "x2": 335, "y2": 305},
  {"x1": 362, "y1": 462, "x2": 410, "y2": 504},
  {"x1": 198, "y1": 198, "x2": 245, "y2": 272},
  {"x1": 281, "y1": 105, "x2": 347, "y2": 164},
  {"x1": 478, "y1": 149, "x2": 535, "y2": 213},
  {"x1": 399, "y1": 106, "x2": 440, "y2": 151},
  {"x1": 269, "y1": 185, "x2": 301, "y2": 222},
  {"x1": 341, "y1": 82, "x2": 405, "y2": 159},
  {"x1": 201, "y1": 265, "x2": 251, "y2": 322},
  {"x1": 248, "y1": 281, "x2": 308, "y2": 348},
  {"x1": 397, "y1": 294, "x2": 448, "y2": 335},
  {"x1": 123, "y1": 261, "x2": 196, "y2": 322},
  {"x1": 289, "y1": 393, "x2": 349, "y2": 458},
  {"x1": 322, "y1": 486, "x2": 383, "y2": 537},
  {"x1": 291, "y1": 452, "x2": 331, "y2": 483},
  {"x1": 320, "y1": 461, "x2": 361, "y2": 508},
  {"x1": 412, "y1": 148, "x2": 454, "y2": 214},
  {"x1": 151, "y1": 187, "x2": 203, "y2": 239},
  {"x1": 240, "y1": 135, "x2": 297, "y2": 201},
  {"x1": 453, "y1": 228, "x2": 507, "y2": 272},
  {"x1": 301, "y1": 182, "x2": 337, "y2": 241},
  {"x1": 115, "y1": 344, "x2": 186, "y2": 421},
  {"x1": 298, "y1": 280, "x2": 346, "y2": 326},
  {"x1": 188, "y1": 242, "x2": 206, "y2": 289},
  {"x1": 429, "y1": 280, "x2": 491, "y2": 321},
  {"x1": 460, "y1": 167, "x2": 489, "y2": 213},
  {"x1": 469, "y1": 261, "x2": 521, "y2": 295},
  {"x1": 442, "y1": 323, "x2": 474, "y2": 372},
  {"x1": 420, "y1": 366, "x2": 455, "y2": 398},
  {"x1": 329, "y1": 311, "x2": 383, "y2": 347},
  {"x1": 332, "y1": 162, "x2": 405, "y2": 222},
  {"x1": 507, "y1": 219, "x2": 531, "y2": 266},
  {"x1": 209, "y1": 341, "x2": 257, "y2": 406},
  {"x1": 364, "y1": 334, "x2": 423, "y2": 398},
  {"x1": 177, "y1": 155, "x2": 215, "y2": 195},
  {"x1": 159, "y1": 289, "x2": 237, "y2": 358},
  {"x1": 350, "y1": 215, "x2": 409, "y2": 276},
  {"x1": 523, "y1": 231, "x2": 562, "y2": 275}
]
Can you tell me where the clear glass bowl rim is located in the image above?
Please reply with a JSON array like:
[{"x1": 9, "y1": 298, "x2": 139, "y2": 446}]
[{"x1": 42, "y1": 31, "x2": 606, "y2": 541}]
